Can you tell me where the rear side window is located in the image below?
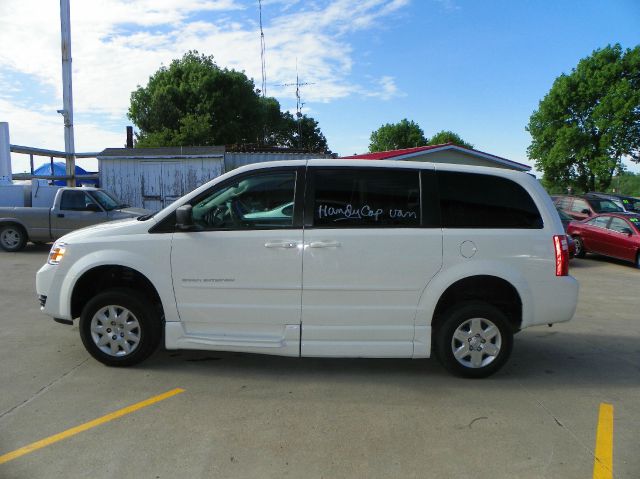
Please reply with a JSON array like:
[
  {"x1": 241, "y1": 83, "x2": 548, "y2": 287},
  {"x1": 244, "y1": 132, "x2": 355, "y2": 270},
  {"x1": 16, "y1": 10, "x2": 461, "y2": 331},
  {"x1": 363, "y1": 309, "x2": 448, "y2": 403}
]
[
  {"x1": 556, "y1": 197, "x2": 572, "y2": 209},
  {"x1": 310, "y1": 168, "x2": 420, "y2": 228},
  {"x1": 586, "y1": 216, "x2": 610, "y2": 228},
  {"x1": 437, "y1": 171, "x2": 543, "y2": 229}
]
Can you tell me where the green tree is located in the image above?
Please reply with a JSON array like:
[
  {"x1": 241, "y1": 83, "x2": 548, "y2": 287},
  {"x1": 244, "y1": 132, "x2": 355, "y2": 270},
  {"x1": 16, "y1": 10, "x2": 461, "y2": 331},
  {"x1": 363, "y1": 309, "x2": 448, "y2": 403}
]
[
  {"x1": 427, "y1": 130, "x2": 474, "y2": 149},
  {"x1": 369, "y1": 119, "x2": 427, "y2": 152},
  {"x1": 128, "y1": 51, "x2": 328, "y2": 151},
  {"x1": 612, "y1": 171, "x2": 640, "y2": 196},
  {"x1": 527, "y1": 44, "x2": 640, "y2": 193}
]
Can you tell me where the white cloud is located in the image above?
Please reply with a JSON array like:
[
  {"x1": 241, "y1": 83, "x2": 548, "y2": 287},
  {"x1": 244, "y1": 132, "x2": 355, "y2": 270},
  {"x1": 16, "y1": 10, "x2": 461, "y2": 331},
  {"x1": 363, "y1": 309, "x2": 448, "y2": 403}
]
[{"x1": 0, "y1": 0, "x2": 409, "y2": 154}]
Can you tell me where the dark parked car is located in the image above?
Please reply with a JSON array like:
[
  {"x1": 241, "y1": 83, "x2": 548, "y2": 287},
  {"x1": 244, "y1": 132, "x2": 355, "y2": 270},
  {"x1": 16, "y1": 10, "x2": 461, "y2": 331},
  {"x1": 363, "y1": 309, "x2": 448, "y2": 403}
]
[
  {"x1": 554, "y1": 194, "x2": 623, "y2": 221},
  {"x1": 556, "y1": 207, "x2": 575, "y2": 257},
  {"x1": 587, "y1": 192, "x2": 640, "y2": 213},
  {"x1": 567, "y1": 213, "x2": 640, "y2": 268}
]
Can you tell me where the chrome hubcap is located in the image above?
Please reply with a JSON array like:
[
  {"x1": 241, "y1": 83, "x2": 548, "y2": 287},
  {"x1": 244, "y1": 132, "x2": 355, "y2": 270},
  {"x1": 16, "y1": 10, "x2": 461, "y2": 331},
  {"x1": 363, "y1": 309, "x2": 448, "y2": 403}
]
[
  {"x1": 451, "y1": 317, "x2": 502, "y2": 368},
  {"x1": 1, "y1": 229, "x2": 20, "y2": 248},
  {"x1": 90, "y1": 305, "x2": 141, "y2": 357}
]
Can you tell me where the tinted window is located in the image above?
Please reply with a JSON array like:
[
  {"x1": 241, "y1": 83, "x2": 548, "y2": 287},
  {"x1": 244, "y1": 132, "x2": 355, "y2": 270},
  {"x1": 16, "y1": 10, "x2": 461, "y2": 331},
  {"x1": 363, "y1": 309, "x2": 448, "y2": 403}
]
[
  {"x1": 60, "y1": 190, "x2": 98, "y2": 211},
  {"x1": 311, "y1": 169, "x2": 420, "y2": 228},
  {"x1": 190, "y1": 171, "x2": 296, "y2": 230},
  {"x1": 437, "y1": 171, "x2": 542, "y2": 229}
]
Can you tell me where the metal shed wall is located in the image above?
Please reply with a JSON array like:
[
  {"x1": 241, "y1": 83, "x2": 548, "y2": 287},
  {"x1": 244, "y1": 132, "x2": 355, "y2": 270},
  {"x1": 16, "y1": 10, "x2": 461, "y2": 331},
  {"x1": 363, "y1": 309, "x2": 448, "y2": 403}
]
[{"x1": 99, "y1": 156, "x2": 224, "y2": 209}]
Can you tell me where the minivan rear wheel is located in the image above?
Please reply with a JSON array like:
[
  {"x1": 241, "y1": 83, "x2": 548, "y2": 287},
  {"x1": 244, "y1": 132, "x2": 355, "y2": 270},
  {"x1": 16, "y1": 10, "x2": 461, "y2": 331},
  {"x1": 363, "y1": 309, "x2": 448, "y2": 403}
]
[
  {"x1": 435, "y1": 302, "x2": 513, "y2": 378},
  {"x1": 79, "y1": 288, "x2": 161, "y2": 367}
]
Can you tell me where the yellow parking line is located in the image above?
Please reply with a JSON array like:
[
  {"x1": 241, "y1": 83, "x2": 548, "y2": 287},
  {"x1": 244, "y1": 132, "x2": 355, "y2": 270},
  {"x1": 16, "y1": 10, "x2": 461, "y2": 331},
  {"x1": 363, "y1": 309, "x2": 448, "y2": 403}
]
[
  {"x1": 0, "y1": 388, "x2": 185, "y2": 465},
  {"x1": 593, "y1": 403, "x2": 614, "y2": 479}
]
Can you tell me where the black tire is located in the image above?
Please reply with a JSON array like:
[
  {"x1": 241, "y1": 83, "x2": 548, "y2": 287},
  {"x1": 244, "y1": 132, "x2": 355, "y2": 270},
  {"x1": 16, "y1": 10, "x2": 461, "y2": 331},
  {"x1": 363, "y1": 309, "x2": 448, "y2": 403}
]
[
  {"x1": 635, "y1": 251, "x2": 640, "y2": 270},
  {"x1": 0, "y1": 224, "x2": 28, "y2": 252},
  {"x1": 573, "y1": 236, "x2": 586, "y2": 258},
  {"x1": 79, "y1": 288, "x2": 161, "y2": 367},
  {"x1": 434, "y1": 302, "x2": 514, "y2": 378}
]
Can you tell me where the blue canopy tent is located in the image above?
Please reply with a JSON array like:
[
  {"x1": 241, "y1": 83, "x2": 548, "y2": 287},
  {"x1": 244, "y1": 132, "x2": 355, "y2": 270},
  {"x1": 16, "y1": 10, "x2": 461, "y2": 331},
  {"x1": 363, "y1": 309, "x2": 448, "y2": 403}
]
[{"x1": 33, "y1": 162, "x2": 98, "y2": 186}]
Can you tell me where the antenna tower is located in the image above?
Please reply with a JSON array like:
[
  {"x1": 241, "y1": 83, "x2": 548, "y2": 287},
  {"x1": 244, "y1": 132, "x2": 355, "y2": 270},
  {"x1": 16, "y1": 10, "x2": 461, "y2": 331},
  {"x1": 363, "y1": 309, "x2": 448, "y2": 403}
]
[
  {"x1": 258, "y1": 0, "x2": 267, "y2": 97},
  {"x1": 277, "y1": 61, "x2": 315, "y2": 147}
]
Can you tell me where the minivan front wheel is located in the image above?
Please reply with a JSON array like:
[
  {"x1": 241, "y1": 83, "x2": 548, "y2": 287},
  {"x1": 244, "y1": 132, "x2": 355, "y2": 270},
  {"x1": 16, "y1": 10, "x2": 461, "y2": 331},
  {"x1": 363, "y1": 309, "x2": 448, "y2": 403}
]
[
  {"x1": 79, "y1": 289, "x2": 161, "y2": 367},
  {"x1": 435, "y1": 302, "x2": 513, "y2": 378}
]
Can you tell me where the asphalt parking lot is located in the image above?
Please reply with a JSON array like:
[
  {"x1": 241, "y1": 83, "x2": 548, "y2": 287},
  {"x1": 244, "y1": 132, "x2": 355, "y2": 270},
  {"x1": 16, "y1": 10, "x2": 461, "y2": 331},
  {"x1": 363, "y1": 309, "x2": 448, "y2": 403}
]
[{"x1": 0, "y1": 245, "x2": 638, "y2": 479}]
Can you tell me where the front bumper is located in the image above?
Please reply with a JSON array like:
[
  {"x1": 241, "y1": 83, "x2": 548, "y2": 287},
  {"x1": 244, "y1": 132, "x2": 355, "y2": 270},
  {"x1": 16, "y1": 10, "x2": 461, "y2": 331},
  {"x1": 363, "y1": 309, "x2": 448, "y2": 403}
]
[{"x1": 36, "y1": 262, "x2": 72, "y2": 321}]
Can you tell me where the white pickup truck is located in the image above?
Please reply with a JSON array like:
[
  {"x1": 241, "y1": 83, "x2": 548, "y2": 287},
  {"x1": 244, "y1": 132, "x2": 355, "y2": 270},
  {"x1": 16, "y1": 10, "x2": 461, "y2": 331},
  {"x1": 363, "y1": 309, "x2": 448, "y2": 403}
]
[{"x1": 0, "y1": 183, "x2": 149, "y2": 251}]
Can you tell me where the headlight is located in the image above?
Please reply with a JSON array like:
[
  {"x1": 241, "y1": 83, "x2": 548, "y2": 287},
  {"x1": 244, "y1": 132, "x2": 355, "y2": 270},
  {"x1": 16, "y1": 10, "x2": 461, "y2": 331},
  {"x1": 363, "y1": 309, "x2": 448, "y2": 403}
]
[{"x1": 48, "y1": 242, "x2": 67, "y2": 265}]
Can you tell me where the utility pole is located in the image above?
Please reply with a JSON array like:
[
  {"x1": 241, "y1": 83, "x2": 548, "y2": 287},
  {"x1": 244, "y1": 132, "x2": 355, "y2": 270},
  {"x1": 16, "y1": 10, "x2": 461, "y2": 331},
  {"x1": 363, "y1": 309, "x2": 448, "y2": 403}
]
[{"x1": 59, "y1": 0, "x2": 76, "y2": 186}]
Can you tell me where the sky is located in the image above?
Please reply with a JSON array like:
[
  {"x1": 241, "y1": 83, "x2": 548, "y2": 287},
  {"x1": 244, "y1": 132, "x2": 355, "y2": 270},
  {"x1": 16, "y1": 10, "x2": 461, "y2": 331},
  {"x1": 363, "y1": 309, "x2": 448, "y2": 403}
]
[{"x1": 1, "y1": 0, "x2": 639, "y2": 174}]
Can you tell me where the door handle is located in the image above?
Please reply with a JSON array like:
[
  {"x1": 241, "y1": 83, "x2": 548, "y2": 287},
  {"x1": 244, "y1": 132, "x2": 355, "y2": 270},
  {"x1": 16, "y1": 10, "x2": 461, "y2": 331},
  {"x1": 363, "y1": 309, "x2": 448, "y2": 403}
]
[
  {"x1": 264, "y1": 241, "x2": 298, "y2": 249},
  {"x1": 57, "y1": 213, "x2": 64, "y2": 218},
  {"x1": 308, "y1": 241, "x2": 341, "y2": 248}
]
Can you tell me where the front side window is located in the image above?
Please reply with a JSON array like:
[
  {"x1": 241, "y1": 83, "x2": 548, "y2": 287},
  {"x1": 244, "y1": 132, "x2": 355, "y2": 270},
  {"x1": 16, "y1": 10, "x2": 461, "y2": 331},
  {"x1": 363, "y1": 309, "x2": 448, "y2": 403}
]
[
  {"x1": 609, "y1": 217, "x2": 633, "y2": 234},
  {"x1": 437, "y1": 171, "x2": 543, "y2": 229},
  {"x1": 60, "y1": 190, "x2": 100, "y2": 211},
  {"x1": 190, "y1": 171, "x2": 296, "y2": 230},
  {"x1": 591, "y1": 199, "x2": 623, "y2": 213},
  {"x1": 311, "y1": 168, "x2": 421, "y2": 228}
]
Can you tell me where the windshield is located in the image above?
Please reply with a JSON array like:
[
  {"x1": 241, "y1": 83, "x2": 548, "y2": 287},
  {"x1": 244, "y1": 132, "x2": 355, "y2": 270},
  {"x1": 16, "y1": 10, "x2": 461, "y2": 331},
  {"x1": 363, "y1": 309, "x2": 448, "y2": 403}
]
[
  {"x1": 591, "y1": 199, "x2": 623, "y2": 213},
  {"x1": 621, "y1": 197, "x2": 640, "y2": 213},
  {"x1": 89, "y1": 190, "x2": 124, "y2": 211}
]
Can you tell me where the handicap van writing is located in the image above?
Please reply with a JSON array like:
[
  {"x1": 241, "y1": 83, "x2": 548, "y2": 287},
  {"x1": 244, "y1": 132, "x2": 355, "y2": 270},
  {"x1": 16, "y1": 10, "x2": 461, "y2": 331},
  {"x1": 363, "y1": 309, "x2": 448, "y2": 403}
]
[{"x1": 318, "y1": 203, "x2": 417, "y2": 222}]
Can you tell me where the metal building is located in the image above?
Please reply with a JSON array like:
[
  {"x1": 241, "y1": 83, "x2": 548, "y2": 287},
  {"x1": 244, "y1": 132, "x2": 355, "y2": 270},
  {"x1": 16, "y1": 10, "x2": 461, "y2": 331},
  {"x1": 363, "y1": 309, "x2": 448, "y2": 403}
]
[
  {"x1": 98, "y1": 147, "x2": 225, "y2": 211},
  {"x1": 98, "y1": 147, "x2": 334, "y2": 209}
]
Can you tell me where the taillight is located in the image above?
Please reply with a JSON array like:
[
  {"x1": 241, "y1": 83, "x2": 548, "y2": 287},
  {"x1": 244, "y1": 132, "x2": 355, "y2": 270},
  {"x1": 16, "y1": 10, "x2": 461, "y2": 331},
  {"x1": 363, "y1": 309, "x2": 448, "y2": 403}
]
[{"x1": 553, "y1": 235, "x2": 569, "y2": 276}]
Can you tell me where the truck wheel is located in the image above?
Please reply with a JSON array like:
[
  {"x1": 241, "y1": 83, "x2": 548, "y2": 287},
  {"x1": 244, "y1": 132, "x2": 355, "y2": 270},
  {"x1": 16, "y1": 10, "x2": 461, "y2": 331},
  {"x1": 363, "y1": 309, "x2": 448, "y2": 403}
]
[
  {"x1": 572, "y1": 236, "x2": 586, "y2": 258},
  {"x1": 79, "y1": 289, "x2": 161, "y2": 367},
  {"x1": 0, "y1": 224, "x2": 28, "y2": 252},
  {"x1": 434, "y1": 302, "x2": 513, "y2": 378}
]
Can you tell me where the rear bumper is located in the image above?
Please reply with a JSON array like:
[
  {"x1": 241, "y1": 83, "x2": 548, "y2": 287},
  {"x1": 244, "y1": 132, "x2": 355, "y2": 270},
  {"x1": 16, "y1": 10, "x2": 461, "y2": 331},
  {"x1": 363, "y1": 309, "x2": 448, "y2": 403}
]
[{"x1": 525, "y1": 276, "x2": 579, "y2": 328}]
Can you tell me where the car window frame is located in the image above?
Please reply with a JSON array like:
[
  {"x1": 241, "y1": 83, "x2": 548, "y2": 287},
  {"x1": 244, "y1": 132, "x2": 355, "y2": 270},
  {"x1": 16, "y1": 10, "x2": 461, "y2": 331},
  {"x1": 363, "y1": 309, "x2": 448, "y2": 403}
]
[
  {"x1": 59, "y1": 190, "x2": 103, "y2": 212},
  {"x1": 608, "y1": 216, "x2": 635, "y2": 235},
  {"x1": 149, "y1": 166, "x2": 305, "y2": 233}
]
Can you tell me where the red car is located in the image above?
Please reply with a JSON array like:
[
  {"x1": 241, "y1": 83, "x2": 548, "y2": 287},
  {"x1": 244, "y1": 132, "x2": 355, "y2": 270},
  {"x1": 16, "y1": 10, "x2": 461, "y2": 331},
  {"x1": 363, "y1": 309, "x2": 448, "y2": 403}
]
[{"x1": 567, "y1": 213, "x2": 640, "y2": 268}]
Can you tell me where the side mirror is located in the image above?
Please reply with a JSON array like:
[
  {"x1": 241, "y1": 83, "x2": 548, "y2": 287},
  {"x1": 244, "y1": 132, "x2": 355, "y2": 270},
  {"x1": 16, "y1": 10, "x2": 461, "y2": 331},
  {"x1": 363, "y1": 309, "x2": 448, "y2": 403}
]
[
  {"x1": 176, "y1": 205, "x2": 194, "y2": 231},
  {"x1": 580, "y1": 209, "x2": 590, "y2": 215},
  {"x1": 621, "y1": 227, "x2": 633, "y2": 236},
  {"x1": 86, "y1": 203, "x2": 101, "y2": 212}
]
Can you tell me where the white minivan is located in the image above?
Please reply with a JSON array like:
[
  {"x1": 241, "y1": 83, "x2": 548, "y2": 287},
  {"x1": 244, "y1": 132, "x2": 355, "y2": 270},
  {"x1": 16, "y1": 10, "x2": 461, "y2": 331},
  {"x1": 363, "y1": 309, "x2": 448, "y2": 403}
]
[{"x1": 36, "y1": 160, "x2": 579, "y2": 377}]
